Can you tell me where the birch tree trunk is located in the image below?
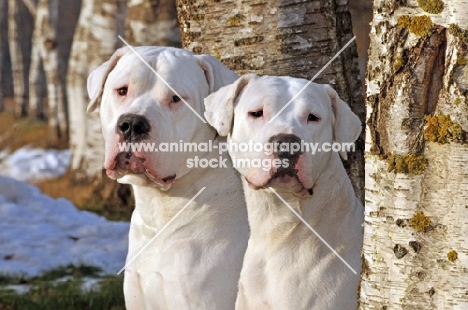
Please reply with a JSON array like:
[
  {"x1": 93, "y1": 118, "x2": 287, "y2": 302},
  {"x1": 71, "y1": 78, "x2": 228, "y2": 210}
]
[
  {"x1": 28, "y1": 0, "x2": 67, "y2": 144},
  {"x1": 43, "y1": 0, "x2": 67, "y2": 141},
  {"x1": 361, "y1": 0, "x2": 468, "y2": 308},
  {"x1": 28, "y1": 0, "x2": 45, "y2": 118},
  {"x1": 67, "y1": 0, "x2": 126, "y2": 180},
  {"x1": 29, "y1": 29, "x2": 46, "y2": 119},
  {"x1": 125, "y1": 0, "x2": 180, "y2": 46},
  {"x1": 28, "y1": 0, "x2": 45, "y2": 119},
  {"x1": 0, "y1": 0, "x2": 7, "y2": 112},
  {"x1": 176, "y1": 0, "x2": 365, "y2": 201},
  {"x1": 8, "y1": 0, "x2": 34, "y2": 117}
]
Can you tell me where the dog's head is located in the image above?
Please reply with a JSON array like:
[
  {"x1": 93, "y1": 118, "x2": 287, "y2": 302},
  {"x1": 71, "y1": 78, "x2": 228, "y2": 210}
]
[
  {"x1": 204, "y1": 74, "x2": 361, "y2": 197},
  {"x1": 87, "y1": 46, "x2": 238, "y2": 190}
]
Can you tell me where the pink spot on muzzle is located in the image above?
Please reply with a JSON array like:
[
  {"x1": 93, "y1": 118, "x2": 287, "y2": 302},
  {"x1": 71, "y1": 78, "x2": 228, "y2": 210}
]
[{"x1": 116, "y1": 152, "x2": 145, "y2": 174}]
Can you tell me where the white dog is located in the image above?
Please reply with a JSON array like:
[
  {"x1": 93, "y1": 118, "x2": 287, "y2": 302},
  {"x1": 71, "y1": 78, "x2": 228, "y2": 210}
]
[
  {"x1": 205, "y1": 74, "x2": 364, "y2": 309},
  {"x1": 87, "y1": 46, "x2": 249, "y2": 309}
]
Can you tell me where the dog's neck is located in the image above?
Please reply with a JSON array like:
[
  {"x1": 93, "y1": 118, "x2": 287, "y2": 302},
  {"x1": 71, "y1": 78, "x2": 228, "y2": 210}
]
[
  {"x1": 241, "y1": 153, "x2": 358, "y2": 244},
  {"x1": 131, "y1": 143, "x2": 242, "y2": 230}
]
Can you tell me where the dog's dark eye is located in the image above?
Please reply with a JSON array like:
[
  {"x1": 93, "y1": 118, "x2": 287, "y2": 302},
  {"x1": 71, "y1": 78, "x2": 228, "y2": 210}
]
[
  {"x1": 249, "y1": 110, "x2": 263, "y2": 118},
  {"x1": 117, "y1": 87, "x2": 128, "y2": 96},
  {"x1": 172, "y1": 95, "x2": 181, "y2": 103},
  {"x1": 308, "y1": 114, "x2": 320, "y2": 122}
]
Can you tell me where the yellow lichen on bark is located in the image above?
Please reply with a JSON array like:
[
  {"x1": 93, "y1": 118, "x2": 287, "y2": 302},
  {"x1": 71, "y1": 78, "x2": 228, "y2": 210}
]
[
  {"x1": 397, "y1": 15, "x2": 434, "y2": 37},
  {"x1": 424, "y1": 114, "x2": 465, "y2": 144},
  {"x1": 387, "y1": 154, "x2": 428, "y2": 175},
  {"x1": 447, "y1": 250, "x2": 458, "y2": 262},
  {"x1": 449, "y1": 24, "x2": 468, "y2": 42},
  {"x1": 456, "y1": 56, "x2": 467, "y2": 65},
  {"x1": 417, "y1": 0, "x2": 444, "y2": 14},
  {"x1": 398, "y1": 15, "x2": 411, "y2": 28},
  {"x1": 410, "y1": 211, "x2": 431, "y2": 232},
  {"x1": 394, "y1": 55, "x2": 404, "y2": 71},
  {"x1": 410, "y1": 16, "x2": 434, "y2": 37}
]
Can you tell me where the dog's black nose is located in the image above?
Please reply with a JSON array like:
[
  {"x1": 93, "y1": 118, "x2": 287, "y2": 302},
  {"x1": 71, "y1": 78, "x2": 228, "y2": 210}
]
[
  {"x1": 268, "y1": 134, "x2": 302, "y2": 160},
  {"x1": 117, "y1": 114, "x2": 151, "y2": 141}
]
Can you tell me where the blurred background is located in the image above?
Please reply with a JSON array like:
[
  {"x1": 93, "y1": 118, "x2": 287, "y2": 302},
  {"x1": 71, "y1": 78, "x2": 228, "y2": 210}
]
[
  {"x1": 0, "y1": 0, "x2": 371, "y2": 308},
  {"x1": 0, "y1": 0, "x2": 372, "y2": 220}
]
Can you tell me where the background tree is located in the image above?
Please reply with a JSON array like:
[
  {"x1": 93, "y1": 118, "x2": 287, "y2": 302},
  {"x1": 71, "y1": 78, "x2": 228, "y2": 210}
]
[
  {"x1": 176, "y1": 0, "x2": 365, "y2": 202},
  {"x1": 67, "y1": 0, "x2": 126, "y2": 181},
  {"x1": 29, "y1": 0, "x2": 68, "y2": 143},
  {"x1": 0, "y1": 0, "x2": 8, "y2": 112},
  {"x1": 125, "y1": 0, "x2": 180, "y2": 46},
  {"x1": 360, "y1": 0, "x2": 468, "y2": 308},
  {"x1": 8, "y1": 0, "x2": 34, "y2": 117}
]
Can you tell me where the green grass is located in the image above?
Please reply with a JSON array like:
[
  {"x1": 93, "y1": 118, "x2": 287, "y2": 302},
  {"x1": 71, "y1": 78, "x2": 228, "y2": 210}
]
[
  {"x1": 34, "y1": 264, "x2": 102, "y2": 282},
  {"x1": 0, "y1": 274, "x2": 28, "y2": 287},
  {"x1": 0, "y1": 265, "x2": 125, "y2": 310}
]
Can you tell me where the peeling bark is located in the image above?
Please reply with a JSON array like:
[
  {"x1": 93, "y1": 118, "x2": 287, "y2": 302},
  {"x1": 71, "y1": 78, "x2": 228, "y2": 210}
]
[
  {"x1": 177, "y1": 0, "x2": 365, "y2": 202},
  {"x1": 361, "y1": 0, "x2": 468, "y2": 308}
]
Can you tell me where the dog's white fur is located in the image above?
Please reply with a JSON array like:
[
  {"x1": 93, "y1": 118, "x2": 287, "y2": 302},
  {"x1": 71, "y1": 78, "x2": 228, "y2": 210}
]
[
  {"x1": 205, "y1": 74, "x2": 364, "y2": 309},
  {"x1": 87, "y1": 46, "x2": 249, "y2": 309}
]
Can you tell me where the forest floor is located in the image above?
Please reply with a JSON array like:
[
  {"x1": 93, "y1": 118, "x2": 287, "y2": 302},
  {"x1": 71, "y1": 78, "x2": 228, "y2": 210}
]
[
  {"x1": 0, "y1": 103, "x2": 130, "y2": 309},
  {"x1": 0, "y1": 102, "x2": 133, "y2": 221}
]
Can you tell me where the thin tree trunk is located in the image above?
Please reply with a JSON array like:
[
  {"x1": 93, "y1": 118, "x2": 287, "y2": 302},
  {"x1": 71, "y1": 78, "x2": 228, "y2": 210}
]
[
  {"x1": 21, "y1": 0, "x2": 37, "y2": 18},
  {"x1": 125, "y1": 0, "x2": 180, "y2": 46},
  {"x1": 0, "y1": 0, "x2": 7, "y2": 112},
  {"x1": 28, "y1": 0, "x2": 67, "y2": 143},
  {"x1": 42, "y1": 0, "x2": 67, "y2": 142},
  {"x1": 176, "y1": 0, "x2": 365, "y2": 202},
  {"x1": 29, "y1": 0, "x2": 45, "y2": 119},
  {"x1": 360, "y1": 0, "x2": 468, "y2": 308},
  {"x1": 68, "y1": 0, "x2": 126, "y2": 180},
  {"x1": 8, "y1": 0, "x2": 28, "y2": 116},
  {"x1": 67, "y1": 0, "x2": 93, "y2": 179}
]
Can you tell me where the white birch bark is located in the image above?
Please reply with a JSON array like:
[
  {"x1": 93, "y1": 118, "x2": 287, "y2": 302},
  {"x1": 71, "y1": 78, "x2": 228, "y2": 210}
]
[
  {"x1": 28, "y1": 0, "x2": 67, "y2": 142},
  {"x1": 29, "y1": 34, "x2": 45, "y2": 118},
  {"x1": 67, "y1": 0, "x2": 92, "y2": 179},
  {"x1": 361, "y1": 0, "x2": 468, "y2": 308},
  {"x1": 8, "y1": 0, "x2": 28, "y2": 116},
  {"x1": 67, "y1": 0, "x2": 126, "y2": 180},
  {"x1": 43, "y1": 0, "x2": 66, "y2": 141},
  {"x1": 29, "y1": 0, "x2": 47, "y2": 120}
]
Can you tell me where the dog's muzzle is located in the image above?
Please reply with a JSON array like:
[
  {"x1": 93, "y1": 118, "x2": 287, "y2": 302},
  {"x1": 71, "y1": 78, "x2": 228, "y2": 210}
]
[{"x1": 117, "y1": 113, "x2": 151, "y2": 142}]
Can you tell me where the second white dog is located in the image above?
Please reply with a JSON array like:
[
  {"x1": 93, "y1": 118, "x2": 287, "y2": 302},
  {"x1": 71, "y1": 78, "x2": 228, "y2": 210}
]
[{"x1": 205, "y1": 74, "x2": 364, "y2": 309}]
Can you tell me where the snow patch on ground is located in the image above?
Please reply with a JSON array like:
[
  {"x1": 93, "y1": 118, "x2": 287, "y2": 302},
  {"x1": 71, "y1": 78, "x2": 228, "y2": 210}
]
[
  {"x1": 0, "y1": 147, "x2": 71, "y2": 182},
  {"x1": 0, "y1": 176, "x2": 129, "y2": 277}
]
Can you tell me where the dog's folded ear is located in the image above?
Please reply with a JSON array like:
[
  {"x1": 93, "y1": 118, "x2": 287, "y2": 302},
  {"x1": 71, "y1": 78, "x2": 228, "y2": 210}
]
[
  {"x1": 86, "y1": 47, "x2": 130, "y2": 113},
  {"x1": 196, "y1": 54, "x2": 239, "y2": 93},
  {"x1": 204, "y1": 74, "x2": 257, "y2": 136},
  {"x1": 324, "y1": 84, "x2": 362, "y2": 160}
]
